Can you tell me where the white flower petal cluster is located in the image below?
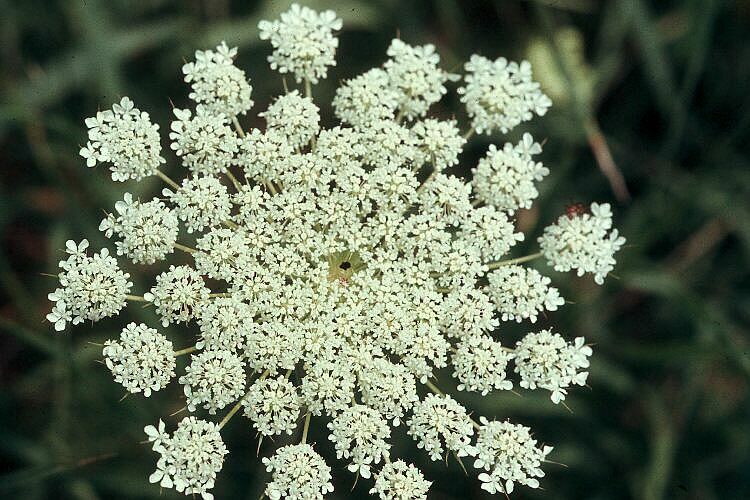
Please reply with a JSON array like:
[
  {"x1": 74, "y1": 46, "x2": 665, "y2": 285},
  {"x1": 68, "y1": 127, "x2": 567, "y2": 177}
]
[
  {"x1": 514, "y1": 330, "x2": 592, "y2": 403},
  {"x1": 258, "y1": 3, "x2": 342, "y2": 84},
  {"x1": 80, "y1": 97, "x2": 165, "y2": 181},
  {"x1": 452, "y1": 335, "x2": 514, "y2": 395},
  {"x1": 238, "y1": 129, "x2": 294, "y2": 183},
  {"x1": 183, "y1": 41, "x2": 254, "y2": 117},
  {"x1": 459, "y1": 55, "x2": 551, "y2": 134},
  {"x1": 100, "y1": 193, "x2": 179, "y2": 264},
  {"x1": 460, "y1": 206, "x2": 524, "y2": 261},
  {"x1": 260, "y1": 90, "x2": 320, "y2": 148},
  {"x1": 46, "y1": 239, "x2": 131, "y2": 331},
  {"x1": 196, "y1": 295, "x2": 253, "y2": 351},
  {"x1": 243, "y1": 376, "x2": 301, "y2": 436},
  {"x1": 300, "y1": 358, "x2": 356, "y2": 416},
  {"x1": 162, "y1": 176, "x2": 231, "y2": 233},
  {"x1": 370, "y1": 460, "x2": 431, "y2": 500},
  {"x1": 169, "y1": 107, "x2": 240, "y2": 176},
  {"x1": 333, "y1": 68, "x2": 398, "y2": 126},
  {"x1": 246, "y1": 322, "x2": 304, "y2": 372},
  {"x1": 384, "y1": 39, "x2": 457, "y2": 120},
  {"x1": 540, "y1": 202, "x2": 627, "y2": 284},
  {"x1": 328, "y1": 404, "x2": 391, "y2": 478},
  {"x1": 103, "y1": 322, "x2": 176, "y2": 396},
  {"x1": 194, "y1": 228, "x2": 249, "y2": 281},
  {"x1": 473, "y1": 133, "x2": 547, "y2": 211},
  {"x1": 358, "y1": 358, "x2": 418, "y2": 426},
  {"x1": 411, "y1": 118, "x2": 465, "y2": 171},
  {"x1": 417, "y1": 173, "x2": 473, "y2": 227},
  {"x1": 407, "y1": 394, "x2": 475, "y2": 461},
  {"x1": 145, "y1": 417, "x2": 227, "y2": 500},
  {"x1": 473, "y1": 417, "x2": 552, "y2": 495},
  {"x1": 439, "y1": 288, "x2": 499, "y2": 339},
  {"x1": 180, "y1": 350, "x2": 246, "y2": 414},
  {"x1": 263, "y1": 444, "x2": 334, "y2": 500},
  {"x1": 144, "y1": 265, "x2": 209, "y2": 326},
  {"x1": 487, "y1": 264, "x2": 564, "y2": 323},
  {"x1": 358, "y1": 119, "x2": 419, "y2": 169}
]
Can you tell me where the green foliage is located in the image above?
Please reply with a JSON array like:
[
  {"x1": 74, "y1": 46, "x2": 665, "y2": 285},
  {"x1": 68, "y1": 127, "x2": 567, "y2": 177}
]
[{"x1": 1, "y1": 0, "x2": 748, "y2": 498}]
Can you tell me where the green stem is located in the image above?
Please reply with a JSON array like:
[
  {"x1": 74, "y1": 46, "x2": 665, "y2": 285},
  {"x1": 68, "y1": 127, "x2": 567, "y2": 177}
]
[
  {"x1": 301, "y1": 412, "x2": 311, "y2": 443},
  {"x1": 155, "y1": 170, "x2": 180, "y2": 190},
  {"x1": 219, "y1": 391, "x2": 250, "y2": 430},
  {"x1": 125, "y1": 294, "x2": 147, "y2": 302},
  {"x1": 174, "y1": 242, "x2": 196, "y2": 254},
  {"x1": 226, "y1": 170, "x2": 243, "y2": 192},
  {"x1": 231, "y1": 116, "x2": 246, "y2": 139},
  {"x1": 304, "y1": 78, "x2": 312, "y2": 99},
  {"x1": 416, "y1": 170, "x2": 437, "y2": 192},
  {"x1": 486, "y1": 252, "x2": 543, "y2": 270},
  {"x1": 174, "y1": 346, "x2": 197, "y2": 357},
  {"x1": 462, "y1": 128, "x2": 475, "y2": 141},
  {"x1": 423, "y1": 379, "x2": 445, "y2": 396}
]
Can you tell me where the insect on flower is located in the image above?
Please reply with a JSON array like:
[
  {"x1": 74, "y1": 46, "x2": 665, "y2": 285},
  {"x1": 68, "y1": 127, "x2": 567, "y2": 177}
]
[{"x1": 565, "y1": 202, "x2": 589, "y2": 219}]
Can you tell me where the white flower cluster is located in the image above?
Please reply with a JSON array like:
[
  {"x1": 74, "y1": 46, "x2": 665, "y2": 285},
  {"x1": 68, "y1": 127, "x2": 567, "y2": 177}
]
[
  {"x1": 169, "y1": 107, "x2": 240, "y2": 176},
  {"x1": 100, "y1": 193, "x2": 179, "y2": 264},
  {"x1": 384, "y1": 39, "x2": 458, "y2": 120},
  {"x1": 144, "y1": 265, "x2": 209, "y2": 326},
  {"x1": 183, "y1": 41, "x2": 254, "y2": 117},
  {"x1": 539, "y1": 202, "x2": 627, "y2": 284},
  {"x1": 452, "y1": 335, "x2": 515, "y2": 395},
  {"x1": 263, "y1": 444, "x2": 334, "y2": 500},
  {"x1": 333, "y1": 68, "x2": 398, "y2": 126},
  {"x1": 80, "y1": 97, "x2": 165, "y2": 181},
  {"x1": 473, "y1": 417, "x2": 553, "y2": 494},
  {"x1": 514, "y1": 330, "x2": 592, "y2": 404},
  {"x1": 473, "y1": 133, "x2": 548, "y2": 212},
  {"x1": 258, "y1": 3, "x2": 342, "y2": 84},
  {"x1": 407, "y1": 394, "x2": 475, "y2": 461},
  {"x1": 459, "y1": 55, "x2": 552, "y2": 134},
  {"x1": 162, "y1": 176, "x2": 231, "y2": 233},
  {"x1": 180, "y1": 350, "x2": 246, "y2": 414},
  {"x1": 49, "y1": 4, "x2": 627, "y2": 499},
  {"x1": 370, "y1": 460, "x2": 431, "y2": 500},
  {"x1": 103, "y1": 322, "x2": 176, "y2": 396},
  {"x1": 145, "y1": 417, "x2": 227, "y2": 500},
  {"x1": 328, "y1": 405, "x2": 391, "y2": 478},
  {"x1": 260, "y1": 90, "x2": 320, "y2": 148},
  {"x1": 196, "y1": 296, "x2": 253, "y2": 351},
  {"x1": 243, "y1": 376, "x2": 301, "y2": 436},
  {"x1": 487, "y1": 264, "x2": 566, "y2": 323},
  {"x1": 47, "y1": 239, "x2": 131, "y2": 331}
]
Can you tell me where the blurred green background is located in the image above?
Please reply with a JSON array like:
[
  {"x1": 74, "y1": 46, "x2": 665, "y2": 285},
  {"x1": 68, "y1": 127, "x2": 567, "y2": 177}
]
[{"x1": 1, "y1": 0, "x2": 749, "y2": 498}]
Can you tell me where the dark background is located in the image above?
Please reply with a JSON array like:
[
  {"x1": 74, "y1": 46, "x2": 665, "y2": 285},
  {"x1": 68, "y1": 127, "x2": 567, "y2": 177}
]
[{"x1": 1, "y1": 0, "x2": 749, "y2": 498}]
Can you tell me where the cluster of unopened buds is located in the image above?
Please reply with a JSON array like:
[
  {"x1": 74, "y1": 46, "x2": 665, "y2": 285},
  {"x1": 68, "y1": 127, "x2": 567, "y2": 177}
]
[{"x1": 47, "y1": 4, "x2": 626, "y2": 499}]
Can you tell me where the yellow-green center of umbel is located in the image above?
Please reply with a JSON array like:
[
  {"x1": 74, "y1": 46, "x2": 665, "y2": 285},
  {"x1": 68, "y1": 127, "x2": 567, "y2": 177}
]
[{"x1": 327, "y1": 251, "x2": 365, "y2": 282}]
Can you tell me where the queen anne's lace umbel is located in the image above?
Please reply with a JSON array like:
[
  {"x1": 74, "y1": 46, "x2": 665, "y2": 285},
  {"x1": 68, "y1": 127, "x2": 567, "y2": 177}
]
[
  {"x1": 145, "y1": 417, "x2": 227, "y2": 500},
  {"x1": 473, "y1": 417, "x2": 553, "y2": 494},
  {"x1": 182, "y1": 41, "x2": 254, "y2": 117},
  {"x1": 100, "y1": 193, "x2": 179, "y2": 264},
  {"x1": 103, "y1": 322, "x2": 176, "y2": 396},
  {"x1": 48, "y1": 4, "x2": 626, "y2": 499},
  {"x1": 263, "y1": 444, "x2": 334, "y2": 500},
  {"x1": 539, "y1": 202, "x2": 626, "y2": 284},
  {"x1": 47, "y1": 239, "x2": 132, "y2": 331},
  {"x1": 80, "y1": 97, "x2": 165, "y2": 181}
]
